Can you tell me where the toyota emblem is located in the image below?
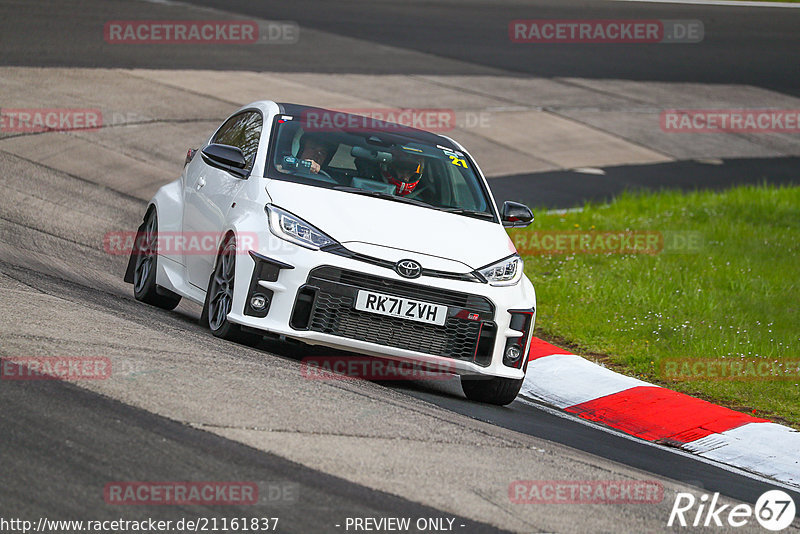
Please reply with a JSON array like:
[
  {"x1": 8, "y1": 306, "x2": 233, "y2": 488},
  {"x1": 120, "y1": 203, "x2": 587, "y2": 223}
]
[{"x1": 395, "y1": 259, "x2": 422, "y2": 279}]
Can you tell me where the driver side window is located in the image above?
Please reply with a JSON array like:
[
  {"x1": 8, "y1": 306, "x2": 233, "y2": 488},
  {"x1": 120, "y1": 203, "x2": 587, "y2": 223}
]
[
  {"x1": 212, "y1": 112, "x2": 263, "y2": 171},
  {"x1": 443, "y1": 161, "x2": 485, "y2": 211}
]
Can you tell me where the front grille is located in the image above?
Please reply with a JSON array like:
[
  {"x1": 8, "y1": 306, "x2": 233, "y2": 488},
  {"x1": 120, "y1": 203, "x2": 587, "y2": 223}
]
[
  {"x1": 295, "y1": 266, "x2": 495, "y2": 364},
  {"x1": 310, "y1": 266, "x2": 493, "y2": 313}
]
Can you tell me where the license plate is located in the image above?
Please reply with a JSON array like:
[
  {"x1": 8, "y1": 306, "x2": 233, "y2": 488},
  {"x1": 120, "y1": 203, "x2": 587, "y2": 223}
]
[{"x1": 354, "y1": 290, "x2": 447, "y2": 326}]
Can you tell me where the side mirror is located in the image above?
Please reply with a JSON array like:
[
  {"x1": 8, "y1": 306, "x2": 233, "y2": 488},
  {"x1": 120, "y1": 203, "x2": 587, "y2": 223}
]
[
  {"x1": 501, "y1": 201, "x2": 534, "y2": 228},
  {"x1": 201, "y1": 144, "x2": 249, "y2": 178}
]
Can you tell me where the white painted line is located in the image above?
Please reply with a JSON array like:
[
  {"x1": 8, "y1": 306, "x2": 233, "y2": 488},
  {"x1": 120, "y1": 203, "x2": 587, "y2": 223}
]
[
  {"x1": 612, "y1": 0, "x2": 800, "y2": 8},
  {"x1": 684, "y1": 422, "x2": 800, "y2": 486},
  {"x1": 516, "y1": 396, "x2": 800, "y2": 492},
  {"x1": 486, "y1": 106, "x2": 535, "y2": 112},
  {"x1": 521, "y1": 353, "x2": 652, "y2": 408},
  {"x1": 572, "y1": 167, "x2": 607, "y2": 176}
]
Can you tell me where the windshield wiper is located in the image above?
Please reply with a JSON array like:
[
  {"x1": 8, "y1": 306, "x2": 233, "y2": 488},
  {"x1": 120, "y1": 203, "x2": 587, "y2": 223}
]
[
  {"x1": 333, "y1": 186, "x2": 432, "y2": 207},
  {"x1": 439, "y1": 207, "x2": 496, "y2": 220}
]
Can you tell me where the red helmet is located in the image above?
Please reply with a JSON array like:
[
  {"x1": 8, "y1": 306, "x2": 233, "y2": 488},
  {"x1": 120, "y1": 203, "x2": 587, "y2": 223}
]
[{"x1": 380, "y1": 153, "x2": 424, "y2": 196}]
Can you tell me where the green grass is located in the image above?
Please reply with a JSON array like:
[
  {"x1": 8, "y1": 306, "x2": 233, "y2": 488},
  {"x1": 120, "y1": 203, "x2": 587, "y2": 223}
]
[{"x1": 510, "y1": 184, "x2": 800, "y2": 427}]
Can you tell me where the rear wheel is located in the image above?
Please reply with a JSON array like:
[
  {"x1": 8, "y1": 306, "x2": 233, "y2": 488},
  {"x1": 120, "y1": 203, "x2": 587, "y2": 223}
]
[
  {"x1": 131, "y1": 209, "x2": 181, "y2": 310},
  {"x1": 461, "y1": 376, "x2": 524, "y2": 406},
  {"x1": 202, "y1": 235, "x2": 261, "y2": 345}
]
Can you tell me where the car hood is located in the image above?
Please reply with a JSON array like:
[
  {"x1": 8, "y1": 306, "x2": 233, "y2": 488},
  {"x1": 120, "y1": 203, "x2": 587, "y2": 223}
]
[{"x1": 265, "y1": 180, "x2": 517, "y2": 271}]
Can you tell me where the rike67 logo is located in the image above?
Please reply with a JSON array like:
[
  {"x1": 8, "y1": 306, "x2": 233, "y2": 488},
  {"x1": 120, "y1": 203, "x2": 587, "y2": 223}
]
[{"x1": 668, "y1": 490, "x2": 796, "y2": 531}]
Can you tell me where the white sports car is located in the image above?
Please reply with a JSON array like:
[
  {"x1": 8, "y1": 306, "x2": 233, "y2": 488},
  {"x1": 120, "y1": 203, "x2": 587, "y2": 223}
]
[{"x1": 125, "y1": 101, "x2": 536, "y2": 405}]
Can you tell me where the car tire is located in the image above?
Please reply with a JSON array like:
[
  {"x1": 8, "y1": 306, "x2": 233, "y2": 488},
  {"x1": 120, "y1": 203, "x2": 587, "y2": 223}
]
[
  {"x1": 131, "y1": 209, "x2": 182, "y2": 310},
  {"x1": 202, "y1": 234, "x2": 262, "y2": 345},
  {"x1": 461, "y1": 375, "x2": 524, "y2": 406}
]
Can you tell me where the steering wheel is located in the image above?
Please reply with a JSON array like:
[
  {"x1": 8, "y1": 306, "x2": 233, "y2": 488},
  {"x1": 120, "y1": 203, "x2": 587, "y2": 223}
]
[{"x1": 294, "y1": 164, "x2": 338, "y2": 183}]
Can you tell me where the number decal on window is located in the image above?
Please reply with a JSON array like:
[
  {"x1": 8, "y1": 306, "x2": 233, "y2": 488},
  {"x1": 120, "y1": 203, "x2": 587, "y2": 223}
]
[{"x1": 448, "y1": 155, "x2": 468, "y2": 168}]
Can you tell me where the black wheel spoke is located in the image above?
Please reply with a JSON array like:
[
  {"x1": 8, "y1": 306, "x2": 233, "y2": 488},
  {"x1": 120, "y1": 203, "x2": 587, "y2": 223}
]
[
  {"x1": 134, "y1": 212, "x2": 159, "y2": 293},
  {"x1": 130, "y1": 210, "x2": 181, "y2": 311},
  {"x1": 208, "y1": 237, "x2": 236, "y2": 331},
  {"x1": 134, "y1": 257, "x2": 151, "y2": 292}
]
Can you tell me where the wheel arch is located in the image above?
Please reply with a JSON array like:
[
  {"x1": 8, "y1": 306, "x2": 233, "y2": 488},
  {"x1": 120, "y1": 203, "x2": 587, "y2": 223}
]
[{"x1": 149, "y1": 180, "x2": 184, "y2": 235}]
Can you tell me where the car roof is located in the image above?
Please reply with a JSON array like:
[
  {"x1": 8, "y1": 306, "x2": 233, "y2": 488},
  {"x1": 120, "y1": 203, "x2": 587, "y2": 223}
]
[{"x1": 275, "y1": 102, "x2": 459, "y2": 150}]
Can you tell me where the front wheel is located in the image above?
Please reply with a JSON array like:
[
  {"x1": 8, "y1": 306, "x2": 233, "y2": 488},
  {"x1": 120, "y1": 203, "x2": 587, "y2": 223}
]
[
  {"x1": 461, "y1": 375, "x2": 524, "y2": 406},
  {"x1": 131, "y1": 209, "x2": 181, "y2": 310},
  {"x1": 201, "y1": 235, "x2": 261, "y2": 345}
]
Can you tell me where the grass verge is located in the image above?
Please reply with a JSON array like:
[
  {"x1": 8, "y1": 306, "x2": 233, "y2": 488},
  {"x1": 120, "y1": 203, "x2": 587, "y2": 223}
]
[{"x1": 510, "y1": 184, "x2": 799, "y2": 428}]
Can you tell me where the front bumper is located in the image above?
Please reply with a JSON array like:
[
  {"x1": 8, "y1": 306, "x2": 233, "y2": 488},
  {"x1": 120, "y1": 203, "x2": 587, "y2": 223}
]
[{"x1": 226, "y1": 240, "x2": 536, "y2": 379}]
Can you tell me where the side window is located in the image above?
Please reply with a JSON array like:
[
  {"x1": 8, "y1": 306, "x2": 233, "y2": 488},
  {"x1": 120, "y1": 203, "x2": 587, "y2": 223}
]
[
  {"x1": 211, "y1": 112, "x2": 263, "y2": 170},
  {"x1": 445, "y1": 163, "x2": 485, "y2": 211},
  {"x1": 328, "y1": 144, "x2": 355, "y2": 170}
]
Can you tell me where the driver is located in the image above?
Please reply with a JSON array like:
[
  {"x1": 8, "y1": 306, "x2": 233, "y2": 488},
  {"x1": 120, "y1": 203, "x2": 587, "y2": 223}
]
[
  {"x1": 380, "y1": 153, "x2": 424, "y2": 196},
  {"x1": 297, "y1": 133, "x2": 336, "y2": 174}
]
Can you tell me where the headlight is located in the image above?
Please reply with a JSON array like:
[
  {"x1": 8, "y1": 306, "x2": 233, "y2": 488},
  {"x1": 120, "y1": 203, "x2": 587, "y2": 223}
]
[
  {"x1": 266, "y1": 204, "x2": 337, "y2": 250},
  {"x1": 478, "y1": 255, "x2": 523, "y2": 286}
]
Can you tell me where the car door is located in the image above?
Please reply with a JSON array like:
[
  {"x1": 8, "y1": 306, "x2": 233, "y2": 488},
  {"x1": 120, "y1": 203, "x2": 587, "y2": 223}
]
[{"x1": 183, "y1": 111, "x2": 263, "y2": 289}]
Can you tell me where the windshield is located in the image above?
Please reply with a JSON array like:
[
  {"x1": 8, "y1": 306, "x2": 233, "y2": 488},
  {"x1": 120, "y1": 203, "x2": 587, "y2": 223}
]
[{"x1": 265, "y1": 114, "x2": 496, "y2": 219}]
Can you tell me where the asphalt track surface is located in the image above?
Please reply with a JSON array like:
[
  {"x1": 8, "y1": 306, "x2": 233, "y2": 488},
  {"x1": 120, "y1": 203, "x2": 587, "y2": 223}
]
[
  {"x1": 490, "y1": 156, "x2": 800, "y2": 209},
  {"x1": 0, "y1": 365, "x2": 502, "y2": 533},
  {"x1": 1, "y1": 0, "x2": 798, "y2": 94},
  {"x1": 2, "y1": 0, "x2": 799, "y2": 532},
  {"x1": 185, "y1": 0, "x2": 800, "y2": 94}
]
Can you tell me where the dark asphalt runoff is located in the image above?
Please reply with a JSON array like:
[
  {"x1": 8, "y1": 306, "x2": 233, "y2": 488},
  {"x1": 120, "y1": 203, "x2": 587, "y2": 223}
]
[
  {"x1": 0, "y1": 358, "x2": 505, "y2": 533},
  {"x1": 0, "y1": 0, "x2": 798, "y2": 95},
  {"x1": 395, "y1": 382, "x2": 800, "y2": 508},
  {"x1": 182, "y1": 0, "x2": 800, "y2": 94},
  {"x1": 489, "y1": 156, "x2": 800, "y2": 209}
]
